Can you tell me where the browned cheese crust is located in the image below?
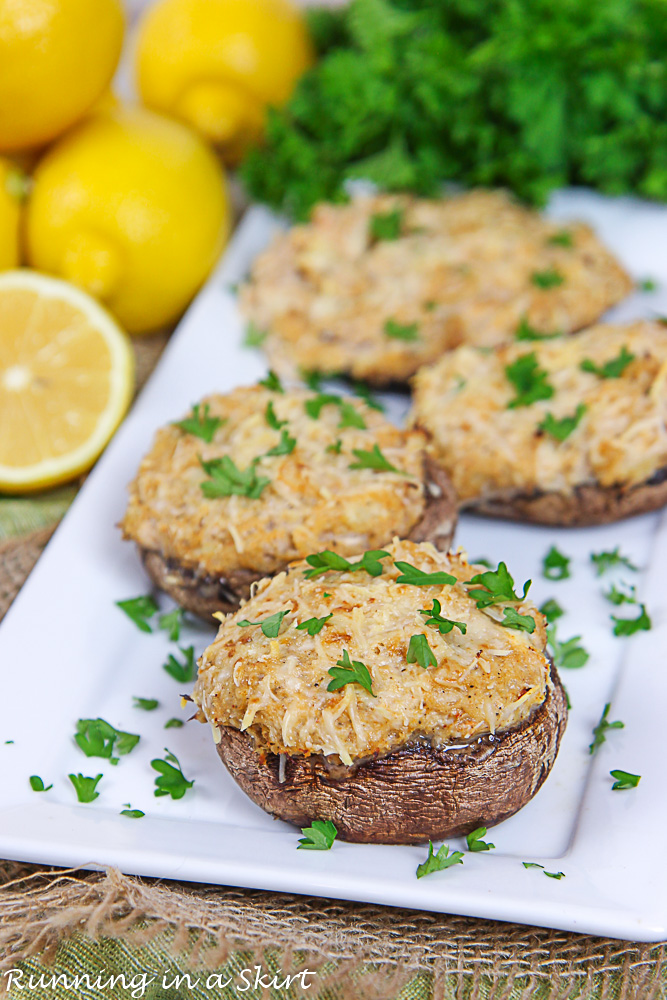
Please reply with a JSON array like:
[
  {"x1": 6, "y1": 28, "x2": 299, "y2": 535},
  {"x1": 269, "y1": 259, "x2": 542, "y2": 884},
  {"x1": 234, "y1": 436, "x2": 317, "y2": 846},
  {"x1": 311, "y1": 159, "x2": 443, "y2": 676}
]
[
  {"x1": 240, "y1": 189, "x2": 632, "y2": 385},
  {"x1": 410, "y1": 321, "x2": 667, "y2": 526},
  {"x1": 121, "y1": 385, "x2": 456, "y2": 617}
]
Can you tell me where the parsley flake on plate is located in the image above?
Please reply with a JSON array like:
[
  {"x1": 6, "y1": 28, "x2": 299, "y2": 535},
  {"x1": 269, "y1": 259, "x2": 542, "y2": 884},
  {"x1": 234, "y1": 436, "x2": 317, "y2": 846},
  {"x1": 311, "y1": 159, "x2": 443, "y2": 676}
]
[
  {"x1": 539, "y1": 598, "x2": 564, "y2": 624},
  {"x1": 523, "y1": 862, "x2": 564, "y2": 878},
  {"x1": 259, "y1": 370, "x2": 284, "y2": 392},
  {"x1": 531, "y1": 268, "x2": 564, "y2": 289},
  {"x1": 163, "y1": 645, "x2": 197, "y2": 683},
  {"x1": 165, "y1": 718, "x2": 185, "y2": 729},
  {"x1": 327, "y1": 650, "x2": 375, "y2": 695},
  {"x1": 133, "y1": 697, "x2": 159, "y2": 711},
  {"x1": 349, "y1": 444, "x2": 402, "y2": 474},
  {"x1": 416, "y1": 842, "x2": 464, "y2": 879},
  {"x1": 74, "y1": 718, "x2": 140, "y2": 763},
  {"x1": 29, "y1": 775, "x2": 52, "y2": 792},
  {"x1": 304, "y1": 549, "x2": 390, "y2": 579},
  {"x1": 505, "y1": 352, "x2": 555, "y2": 408},
  {"x1": 547, "y1": 626, "x2": 589, "y2": 669},
  {"x1": 244, "y1": 322, "x2": 267, "y2": 347},
  {"x1": 296, "y1": 614, "x2": 333, "y2": 636},
  {"x1": 298, "y1": 819, "x2": 337, "y2": 850},
  {"x1": 419, "y1": 598, "x2": 466, "y2": 634},
  {"x1": 116, "y1": 595, "x2": 158, "y2": 633},
  {"x1": 500, "y1": 607, "x2": 536, "y2": 632},
  {"x1": 539, "y1": 404, "x2": 586, "y2": 442},
  {"x1": 200, "y1": 455, "x2": 270, "y2": 499},
  {"x1": 639, "y1": 278, "x2": 658, "y2": 292},
  {"x1": 542, "y1": 546, "x2": 571, "y2": 581},
  {"x1": 591, "y1": 548, "x2": 638, "y2": 575},
  {"x1": 265, "y1": 428, "x2": 296, "y2": 457},
  {"x1": 610, "y1": 769, "x2": 641, "y2": 790},
  {"x1": 384, "y1": 318, "x2": 419, "y2": 341},
  {"x1": 396, "y1": 563, "x2": 457, "y2": 587},
  {"x1": 158, "y1": 607, "x2": 184, "y2": 642},
  {"x1": 69, "y1": 773, "x2": 103, "y2": 803},
  {"x1": 466, "y1": 827, "x2": 495, "y2": 852},
  {"x1": 238, "y1": 609, "x2": 290, "y2": 638},
  {"x1": 265, "y1": 400, "x2": 287, "y2": 430},
  {"x1": 589, "y1": 703, "x2": 624, "y2": 755},
  {"x1": 173, "y1": 403, "x2": 223, "y2": 443},
  {"x1": 370, "y1": 207, "x2": 404, "y2": 241},
  {"x1": 611, "y1": 603, "x2": 651, "y2": 637},
  {"x1": 544, "y1": 871, "x2": 566, "y2": 880},
  {"x1": 466, "y1": 562, "x2": 530, "y2": 608},
  {"x1": 120, "y1": 808, "x2": 145, "y2": 819},
  {"x1": 407, "y1": 633, "x2": 437, "y2": 669},
  {"x1": 515, "y1": 317, "x2": 562, "y2": 342},
  {"x1": 580, "y1": 346, "x2": 635, "y2": 379},
  {"x1": 604, "y1": 583, "x2": 637, "y2": 606},
  {"x1": 151, "y1": 748, "x2": 194, "y2": 800},
  {"x1": 523, "y1": 862, "x2": 544, "y2": 869}
]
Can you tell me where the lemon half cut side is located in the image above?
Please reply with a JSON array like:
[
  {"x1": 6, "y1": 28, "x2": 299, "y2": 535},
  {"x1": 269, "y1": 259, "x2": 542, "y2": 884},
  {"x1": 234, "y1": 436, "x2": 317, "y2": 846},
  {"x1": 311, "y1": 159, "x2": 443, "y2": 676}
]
[{"x1": 0, "y1": 270, "x2": 134, "y2": 493}]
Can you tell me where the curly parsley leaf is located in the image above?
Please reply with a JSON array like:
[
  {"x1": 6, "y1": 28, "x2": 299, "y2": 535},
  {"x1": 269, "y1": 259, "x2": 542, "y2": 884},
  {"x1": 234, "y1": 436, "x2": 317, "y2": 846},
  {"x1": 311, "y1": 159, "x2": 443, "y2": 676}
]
[
  {"x1": 349, "y1": 444, "x2": 402, "y2": 473},
  {"x1": 29, "y1": 775, "x2": 52, "y2": 792},
  {"x1": 74, "y1": 718, "x2": 140, "y2": 763},
  {"x1": 466, "y1": 827, "x2": 495, "y2": 852},
  {"x1": 69, "y1": 773, "x2": 103, "y2": 803},
  {"x1": 505, "y1": 353, "x2": 555, "y2": 408},
  {"x1": 531, "y1": 268, "x2": 564, "y2": 289},
  {"x1": 611, "y1": 603, "x2": 651, "y2": 637},
  {"x1": 539, "y1": 598, "x2": 564, "y2": 624},
  {"x1": 173, "y1": 403, "x2": 223, "y2": 443},
  {"x1": 589, "y1": 703, "x2": 624, "y2": 754},
  {"x1": 259, "y1": 370, "x2": 284, "y2": 392},
  {"x1": 244, "y1": 322, "x2": 267, "y2": 347},
  {"x1": 591, "y1": 548, "x2": 638, "y2": 576},
  {"x1": 158, "y1": 607, "x2": 184, "y2": 642},
  {"x1": 542, "y1": 546, "x2": 571, "y2": 581},
  {"x1": 539, "y1": 404, "x2": 586, "y2": 442},
  {"x1": 116, "y1": 595, "x2": 158, "y2": 633},
  {"x1": 416, "y1": 842, "x2": 464, "y2": 879},
  {"x1": 304, "y1": 548, "x2": 390, "y2": 579},
  {"x1": 163, "y1": 645, "x2": 197, "y2": 683},
  {"x1": 547, "y1": 626, "x2": 589, "y2": 669},
  {"x1": 500, "y1": 607, "x2": 536, "y2": 632},
  {"x1": 370, "y1": 207, "x2": 404, "y2": 241},
  {"x1": 238, "y1": 609, "x2": 290, "y2": 638},
  {"x1": 610, "y1": 769, "x2": 641, "y2": 790},
  {"x1": 384, "y1": 318, "x2": 419, "y2": 342},
  {"x1": 396, "y1": 563, "x2": 457, "y2": 587},
  {"x1": 133, "y1": 697, "x2": 159, "y2": 711},
  {"x1": 265, "y1": 400, "x2": 287, "y2": 430},
  {"x1": 466, "y1": 562, "x2": 530, "y2": 608},
  {"x1": 419, "y1": 598, "x2": 466, "y2": 634},
  {"x1": 297, "y1": 819, "x2": 337, "y2": 851},
  {"x1": 327, "y1": 650, "x2": 375, "y2": 695},
  {"x1": 580, "y1": 346, "x2": 635, "y2": 379},
  {"x1": 200, "y1": 455, "x2": 270, "y2": 499},
  {"x1": 604, "y1": 583, "x2": 637, "y2": 606},
  {"x1": 151, "y1": 748, "x2": 194, "y2": 800},
  {"x1": 265, "y1": 428, "x2": 296, "y2": 457},
  {"x1": 407, "y1": 633, "x2": 437, "y2": 669},
  {"x1": 296, "y1": 614, "x2": 333, "y2": 636}
]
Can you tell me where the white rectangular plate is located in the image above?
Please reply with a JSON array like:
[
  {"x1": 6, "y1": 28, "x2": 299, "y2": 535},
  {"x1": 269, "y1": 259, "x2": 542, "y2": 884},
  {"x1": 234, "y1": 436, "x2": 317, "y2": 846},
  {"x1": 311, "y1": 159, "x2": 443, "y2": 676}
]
[{"x1": 1, "y1": 193, "x2": 667, "y2": 941}]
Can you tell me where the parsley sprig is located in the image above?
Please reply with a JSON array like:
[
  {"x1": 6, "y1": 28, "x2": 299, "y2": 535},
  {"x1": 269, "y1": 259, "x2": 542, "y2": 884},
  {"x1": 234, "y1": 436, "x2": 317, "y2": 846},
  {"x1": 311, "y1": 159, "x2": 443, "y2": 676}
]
[
  {"x1": 395, "y1": 563, "x2": 456, "y2": 587},
  {"x1": 296, "y1": 614, "x2": 333, "y2": 636},
  {"x1": 604, "y1": 582, "x2": 637, "y2": 606},
  {"x1": 539, "y1": 405, "x2": 586, "y2": 442},
  {"x1": 546, "y1": 626, "x2": 589, "y2": 669},
  {"x1": 610, "y1": 769, "x2": 641, "y2": 790},
  {"x1": 531, "y1": 268, "x2": 564, "y2": 289},
  {"x1": 69, "y1": 773, "x2": 103, "y2": 803},
  {"x1": 591, "y1": 548, "x2": 638, "y2": 575},
  {"x1": 589, "y1": 703, "x2": 624, "y2": 754},
  {"x1": 163, "y1": 645, "x2": 197, "y2": 682},
  {"x1": 265, "y1": 400, "x2": 287, "y2": 430},
  {"x1": 539, "y1": 598, "x2": 564, "y2": 624},
  {"x1": 611, "y1": 603, "x2": 651, "y2": 636},
  {"x1": 238, "y1": 609, "x2": 289, "y2": 638},
  {"x1": 174, "y1": 403, "x2": 223, "y2": 443},
  {"x1": 505, "y1": 353, "x2": 555, "y2": 408},
  {"x1": 74, "y1": 718, "x2": 140, "y2": 763},
  {"x1": 133, "y1": 697, "x2": 159, "y2": 711},
  {"x1": 419, "y1": 599, "x2": 466, "y2": 634},
  {"x1": 151, "y1": 748, "x2": 194, "y2": 799},
  {"x1": 416, "y1": 842, "x2": 464, "y2": 879},
  {"x1": 580, "y1": 346, "x2": 635, "y2": 379},
  {"x1": 265, "y1": 428, "x2": 296, "y2": 456},
  {"x1": 29, "y1": 775, "x2": 52, "y2": 792},
  {"x1": 466, "y1": 563, "x2": 531, "y2": 608},
  {"x1": 542, "y1": 546, "x2": 570, "y2": 581},
  {"x1": 500, "y1": 607, "x2": 536, "y2": 632},
  {"x1": 304, "y1": 549, "x2": 389, "y2": 579},
  {"x1": 200, "y1": 456, "x2": 270, "y2": 499},
  {"x1": 259, "y1": 370, "x2": 284, "y2": 392},
  {"x1": 298, "y1": 819, "x2": 337, "y2": 850},
  {"x1": 158, "y1": 608, "x2": 184, "y2": 642},
  {"x1": 116, "y1": 595, "x2": 158, "y2": 633},
  {"x1": 327, "y1": 650, "x2": 375, "y2": 695},
  {"x1": 407, "y1": 633, "x2": 437, "y2": 669},
  {"x1": 466, "y1": 827, "x2": 495, "y2": 852},
  {"x1": 384, "y1": 318, "x2": 419, "y2": 341},
  {"x1": 349, "y1": 444, "x2": 403, "y2": 474}
]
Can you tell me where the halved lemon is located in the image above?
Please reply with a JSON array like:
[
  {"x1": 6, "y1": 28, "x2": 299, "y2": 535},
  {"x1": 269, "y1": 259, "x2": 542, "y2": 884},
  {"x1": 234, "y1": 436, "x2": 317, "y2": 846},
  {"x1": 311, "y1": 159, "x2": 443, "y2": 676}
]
[{"x1": 0, "y1": 270, "x2": 134, "y2": 493}]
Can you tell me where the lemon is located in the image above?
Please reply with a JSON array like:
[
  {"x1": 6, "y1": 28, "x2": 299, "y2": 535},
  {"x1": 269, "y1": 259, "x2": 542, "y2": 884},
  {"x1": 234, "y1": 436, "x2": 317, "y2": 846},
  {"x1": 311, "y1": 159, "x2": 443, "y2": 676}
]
[
  {"x1": 0, "y1": 0, "x2": 124, "y2": 153},
  {"x1": 135, "y1": 0, "x2": 314, "y2": 164},
  {"x1": 25, "y1": 107, "x2": 230, "y2": 334},
  {"x1": 0, "y1": 158, "x2": 26, "y2": 269},
  {"x1": 0, "y1": 270, "x2": 134, "y2": 493}
]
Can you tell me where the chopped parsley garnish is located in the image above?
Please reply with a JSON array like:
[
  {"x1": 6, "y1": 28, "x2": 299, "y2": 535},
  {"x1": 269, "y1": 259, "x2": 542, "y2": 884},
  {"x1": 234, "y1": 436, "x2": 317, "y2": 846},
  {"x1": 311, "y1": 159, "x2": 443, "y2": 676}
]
[
  {"x1": 419, "y1": 599, "x2": 466, "y2": 634},
  {"x1": 580, "y1": 346, "x2": 635, "y2": 379},
  {"x1": 531, "y1": 268, "x2": 564, "y2": 289},
  {"x1": 396, "y1": 563, "x2": 457, "y2": 587},
  {"x1": 133, "y1": 697, "x2": 159, "y2": 711},
  {"x1": 539, "y1": 404, "x2": 586, "y2": 442},
  {"x1": 304, "y1": 392, "x2": 341, "y2": 419},
  {"x1": 244, "y1": 322, "x2": 267, "y2": 347},
  {"x1": 300, "y1": 369, "x2": 324, "y2": 391},
  {"x1": 296, "y1": 614, "x2": 333, "y2": 636},
  {"x1": 610, "y1": 769, "x2": 641, "y2": 790},
  {"x1": 304, "y1": 549, "x2": 390, "y2": 579},
  {"x1": 165, "y1": 718, "x2": 184, "y2": 729},
  {"x1": 548, "y1": 230, "x2": 573, "y2": 248},
  {"x1": 416, "y1": 842, "x2": 464, "y2": 879},
  {"x1": 238, "y1": 609, "x2": 289, "y2": 638},
  {"x1": 424, "y1": 300, "x2": 437, "y2": 312},
  {"x1": 158, "y1": 608, "x2": 184, "y2": 642},
  {"x1": 591, "y1": 548, "x2": 638, "y2": 575},
  {"x1": 407, "y1": 633, "x2": 437, "y2": 669},
  {"x1": 523, "y1": 862, "x2": 564, "y2": 878},
  {"x1": 589, "y1": 703, "x2": 624, "y2": 754},
  {"x1": 545, "y1": 871, "x2": 566, "y2": 880},
  {"x1": 349, "y1": 444, "x2": 402, "y2": 474},
  {"x1": 542, "y1": 546, "x2": 571, "y2": 581},
  {"x1": 466, "y1": 827, "x2": 495, "y2": 852},
  {"x1": 74, "y1": 718, "x2": 140, "y2": 763},
  {"x1": 200, "y1": 455, "x2": 270, "y2": 499},
  {"x1": 69, "y1": 773, "x2": 103, "y2": 803},
  {"x1": 539, "y1": 598, "x2": 564, "y2": 624},
  {"x1": 259, "y1": 370, "x2": 284, "y2": 392},
  {"x1": 151, "y1": 748, "x2": 194, "y2": 800},
  {"x1": 327, "y1": 650, "x2": 375, "y2": 695},
  {"x1": 500, "y1": 607, "x2": 536, "y2": 632},
  {"x1": 337, "y1": 400, "x2": 367, "y2": 429},
  {"x1": 352, "y1": 380, "x2": 385, "y2": 412},
  {"x1": 304, "y1": 393, "x2": 367, "y2": 429},
  {"x1": 604, "y1": 582, "x2": 637, "y2": 606},
  {"x1": 173, "y1": 403, "x2": 223, "y2": 443},
  {"x1": 505, "y1": 353, "x2": 555, "y2": 408},
  {"x1": 384, "y1": 318, "x2": 419, "y2": 342},
  {"x1": 120, "y1": 808, "x2": 145, "y2": 819},
  {"x1": 265, "y1": 400, "x2": 287, "y2": 430},
  {"x1": 116, "y1": 595, "x2": 158, "y2": 633},
  {"x1": 163, "y1": 645, "x2": 197, "y2": 682},
  {"x1": 297, "y1": 819, "x2": 337, "y2": 851},
  {"x1": 326, "y1": 438, "x2": 343, "y2": 455},
  {"x1": 466, "y1": 562, "x2": 530, "y2": 608},
  {"x1": 370, "y1": 207, "x2": 403, "y2": 241},
  {"x1": 546, "y1": 626, "x2": 589, "y2": 669},
  {"x1": 265, "y1": 428, "x2": 296, "y2": 456},
  {"x1": 611, "y1": 603, "x2": 651, "y2": 636},
  {"x1": 640, "y1": 278, "x2": 657, "y2": 292},
  {"x1": 29, "y1": 775, "x2": 52, "y2": 792},
  {"x1": 515, "y1": 317, "x2": 562, "y2": 341}
]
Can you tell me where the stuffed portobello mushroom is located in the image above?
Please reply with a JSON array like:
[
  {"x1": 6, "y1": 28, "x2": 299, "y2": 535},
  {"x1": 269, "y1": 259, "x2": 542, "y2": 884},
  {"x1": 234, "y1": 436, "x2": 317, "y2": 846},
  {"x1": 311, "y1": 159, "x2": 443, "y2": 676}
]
[
  {"x1": 411, "y1": 321, "x2": 667, "y2": 526},
  {"x1": 240, "y1": 189, "x2": 632, "y2": 385},
  {"x1": 121, "y1": 382, "x2": 456, "y2": 618},
  {"x1": 192, "y1": 539, "x2": 567, "y2": 844}
]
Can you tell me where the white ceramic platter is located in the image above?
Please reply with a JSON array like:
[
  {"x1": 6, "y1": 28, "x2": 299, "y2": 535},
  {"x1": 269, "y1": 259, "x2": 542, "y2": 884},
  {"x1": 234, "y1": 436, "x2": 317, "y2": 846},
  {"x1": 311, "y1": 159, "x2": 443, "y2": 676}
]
[{"x1": 1, "y1": 193, "x2": 666, "y2": 941}]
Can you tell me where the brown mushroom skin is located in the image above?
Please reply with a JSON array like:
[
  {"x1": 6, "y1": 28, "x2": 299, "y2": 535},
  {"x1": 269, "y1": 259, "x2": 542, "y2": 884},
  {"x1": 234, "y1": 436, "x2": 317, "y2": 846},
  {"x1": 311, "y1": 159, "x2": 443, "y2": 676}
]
[
  {"x1": 214, "y1": 663, "x2": 567, "y2": 845},
  {"x1": 137, "y1": 453, "x2": 458, "y2": 620}
]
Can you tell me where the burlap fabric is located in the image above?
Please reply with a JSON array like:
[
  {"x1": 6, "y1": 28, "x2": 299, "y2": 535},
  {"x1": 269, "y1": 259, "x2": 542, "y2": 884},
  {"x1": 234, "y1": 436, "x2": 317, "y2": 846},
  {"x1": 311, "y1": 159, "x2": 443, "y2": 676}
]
[{"x1": 1, "y1": 336, "x2": 665, "y2": 999}]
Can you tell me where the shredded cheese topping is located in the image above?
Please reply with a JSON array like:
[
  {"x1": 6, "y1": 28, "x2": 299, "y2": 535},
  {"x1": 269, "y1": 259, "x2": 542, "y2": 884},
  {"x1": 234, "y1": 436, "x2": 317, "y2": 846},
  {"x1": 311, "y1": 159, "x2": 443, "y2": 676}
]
[{"x1": 193, "y1": 539, "x2": 550, "y2": 764}]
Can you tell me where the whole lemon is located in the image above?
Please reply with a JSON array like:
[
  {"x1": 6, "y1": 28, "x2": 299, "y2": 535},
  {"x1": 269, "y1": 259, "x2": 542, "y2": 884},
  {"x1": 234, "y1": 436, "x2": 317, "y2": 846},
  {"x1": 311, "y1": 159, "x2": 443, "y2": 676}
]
[
  {"x1": 25, "y1": 107, "x2": 230, "y2": 334},
  {"x1": 0, "y1": 0, "x2": 124, "y2": 152},
  {"x1": 135, "y1": 0, "x2": 314, "y2": 164},
  {"x1": 0, "y1": 158, "x2": 25, "y2": 269}
]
